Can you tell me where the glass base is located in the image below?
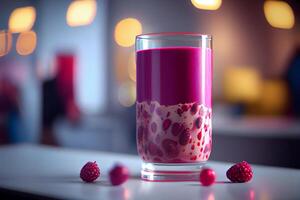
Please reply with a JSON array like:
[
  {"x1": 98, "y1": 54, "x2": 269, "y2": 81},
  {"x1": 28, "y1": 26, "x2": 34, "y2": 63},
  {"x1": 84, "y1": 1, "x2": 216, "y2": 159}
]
[{"x1": 141, "y1": 162, "x2": 206, "y2": 182}]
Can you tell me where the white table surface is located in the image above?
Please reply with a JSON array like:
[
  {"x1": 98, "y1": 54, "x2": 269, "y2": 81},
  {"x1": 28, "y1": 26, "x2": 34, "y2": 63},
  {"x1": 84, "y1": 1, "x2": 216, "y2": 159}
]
[{"x1": 0, "y1": 144, "x2": 299, "y2": 200}]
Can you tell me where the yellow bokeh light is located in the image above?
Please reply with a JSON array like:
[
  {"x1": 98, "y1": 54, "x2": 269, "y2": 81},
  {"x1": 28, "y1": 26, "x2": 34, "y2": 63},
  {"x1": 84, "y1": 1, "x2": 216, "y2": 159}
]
[
  {"x1": 128, "y1": 52, "x2": 136, "y2": 82},
  {"x1": 9, "y1": 6, "x2": 36, "y2": 33},
  {"x1": 114, "y1": 18, "x2": 142, "y2": 47},
  {"x1": 66, "y1": 0, "x2": 97, "y2": 27},
  {"x1": 263, "y1": 1, "x2": 295, "y2": 29},
  {"x1": 223, "y1": 66, "x2": 262, "y2": 103},
  {"x1": 255, "y1": 80, "x2": 289, "y2": 115},
  {"x1": 191, "y1": 0, "x2": 222, "y2": 10},
  {"x1": 16, "y1": 31, "x2": 37, "y2": 56},
  {"x1": 118, "y1": 81, "x2": 136, "y2": 107},
  {"x1": 247, "y1": 80, "x2": 289, "y2": 115},
  {"x1": 0, "y1": 31, "x2": 12, "y2": 57}
]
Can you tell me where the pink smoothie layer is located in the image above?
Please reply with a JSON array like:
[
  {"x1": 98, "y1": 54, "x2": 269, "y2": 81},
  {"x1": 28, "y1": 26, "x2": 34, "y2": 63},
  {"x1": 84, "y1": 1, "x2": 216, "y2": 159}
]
[
  {"x1": 136, "y1": 47, "x2": 212, "y2": 107},
  {"x1": 136, "y1": 101, "x2": 212, "y2": 163}
]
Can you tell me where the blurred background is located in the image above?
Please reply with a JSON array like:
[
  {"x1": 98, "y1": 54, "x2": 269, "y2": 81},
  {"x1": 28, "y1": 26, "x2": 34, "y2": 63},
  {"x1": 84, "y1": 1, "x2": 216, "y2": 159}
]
[{"x1": 0, "y1": 0, "x2": 300, "y2": 168}]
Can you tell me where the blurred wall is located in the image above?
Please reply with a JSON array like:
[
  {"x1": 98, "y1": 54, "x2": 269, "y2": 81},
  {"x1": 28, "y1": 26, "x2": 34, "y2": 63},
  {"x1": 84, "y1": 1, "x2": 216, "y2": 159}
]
[
  {"x1": 0, "y1": 0, "x2": 40, "y2": 142},
  {"x1": 36, "y1": 0, "x2": 108, "y2": 114},
  {"x1": 1, "y1": 0, "x2": 109, "y2": 143}
]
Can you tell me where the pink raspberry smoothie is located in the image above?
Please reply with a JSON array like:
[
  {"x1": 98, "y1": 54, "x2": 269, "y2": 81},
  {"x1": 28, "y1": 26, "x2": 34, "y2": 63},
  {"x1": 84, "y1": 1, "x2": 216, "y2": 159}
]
[{"x1": 136, "y1": 47, "x2": 212, "y2": 163}]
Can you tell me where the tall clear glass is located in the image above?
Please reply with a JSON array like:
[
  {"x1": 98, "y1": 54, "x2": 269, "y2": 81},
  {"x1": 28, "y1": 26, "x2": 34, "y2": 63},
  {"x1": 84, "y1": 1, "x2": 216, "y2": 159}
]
[{"x1": 136, "y1": 33, "x2": 212, "y2": 181}]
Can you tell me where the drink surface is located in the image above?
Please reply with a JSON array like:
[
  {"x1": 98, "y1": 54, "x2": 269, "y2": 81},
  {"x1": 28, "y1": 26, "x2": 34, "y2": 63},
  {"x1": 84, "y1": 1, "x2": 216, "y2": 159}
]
[{"x1": 136, "y1": 47, "x2": 212, "y2": 107}]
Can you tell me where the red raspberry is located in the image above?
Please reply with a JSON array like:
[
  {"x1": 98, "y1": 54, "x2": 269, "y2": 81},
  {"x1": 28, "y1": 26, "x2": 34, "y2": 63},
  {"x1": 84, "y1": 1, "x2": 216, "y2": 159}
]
[
  {"x1": 181, "y1": 104, "x2": 189, "y2": 112},
  {"x1": 80, "y1": 161, "x2": 100, "y2": 182},
  {"x1": 179, "y1": 129, "x2": 191, "y2": 145},
  {"x1": 163, "y1": 119, "x2": 172, "y2": 130},
  {"x1": 226, "y1": 161, "x2": 253, "y2": 183},
  {"x1": 109, "y1": 164, "x2": 130, "y2": 186},
  {"x1": 190, "y1": 103, "x2": 198, "y2": 115},
  {"x1": 197, "y1": 131, "x2": 202, "y2": 140},
  {"x1": 200, "y1": 168, "x2": 216, "y2": 186},
  {"x1": 171, "y1": 123, "x2": 183, "y2": 136},
  {"x1": 143, "y1": 111, "x2": 149, "y2": 119},
  {"x1": 195, "y1": 117, "x2": 202, "y2": 129},
  {"x1": 162, "y1": 139, "x2": 179, "y2": 158},
  {"x1": 177, "y1": 108, "x2": 183, "y2": 116}
]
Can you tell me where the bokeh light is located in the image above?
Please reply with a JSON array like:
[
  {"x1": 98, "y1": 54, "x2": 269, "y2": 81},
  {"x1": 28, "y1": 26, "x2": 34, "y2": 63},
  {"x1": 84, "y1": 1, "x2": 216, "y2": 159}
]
[
  {"x1": 114, "y1": 18, "x2": 142, "y2": 47},
  {"x1": 207, "y1": 193, "x2": 215, "y2": 200},
  {"x1": 249, "y1": 189, "x2": 255, "y2": 200},
  {"x1": 248, "y1": 80, "x2": 289, "y2": 115},
  {"x1": 123, "y1": 188, "x2": 131, "y2": 200},
  {"x1": 66, "y1": 0, "x2": 97, "y2": 27},
  {"x1": 118, "y1": 81, "x2": 136, "y2": 107},
  {"x1": 0, "y1": 31, "x2": 12, "y2": 57},
  {"x1": 264, "y1": 1, "x2": 295, "y2": 29},
  {"x1": 16, "y1": 31, "x2": 37, "y2": 56},
  {"x1": 9, "y1": 6, "x2": 36, "y2": 33},
  {"x1": 191, "y1": 0, "x2": 222, "y2": 10},
  {"x1": 223, "y1": 66, "x2": 262, "y2": 103},
  {"x1": 128, "y1": 52, "x2": 136, "y2": 82}
]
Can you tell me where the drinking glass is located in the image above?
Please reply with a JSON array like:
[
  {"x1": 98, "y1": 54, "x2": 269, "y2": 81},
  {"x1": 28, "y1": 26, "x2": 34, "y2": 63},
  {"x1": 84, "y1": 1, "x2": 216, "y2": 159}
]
[{"x1": 136, "y1": 33, "x2": 212, "y2": 181}]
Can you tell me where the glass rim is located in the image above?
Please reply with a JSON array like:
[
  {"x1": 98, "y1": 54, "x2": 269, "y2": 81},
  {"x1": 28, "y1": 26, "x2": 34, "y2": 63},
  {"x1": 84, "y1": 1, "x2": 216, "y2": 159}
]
[{"x1": 136, "y1": 32, "x2": 212, "y2": 40}]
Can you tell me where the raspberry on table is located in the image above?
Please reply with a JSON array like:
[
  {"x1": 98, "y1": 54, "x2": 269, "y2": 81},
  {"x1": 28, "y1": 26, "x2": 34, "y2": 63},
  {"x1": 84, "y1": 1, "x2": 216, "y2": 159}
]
[
  {"x1": 80, "y1": 161, "x2": 100, "y2": 183},
  {"x1": 200, "y1": 168, "x2": 216, "y2": 186},
  {"x1": 109, "y1": 164, "x2": 130, "y2": 186},
  {"x1": 226, "y1": 161, "x2": 253, "y2": 183}
]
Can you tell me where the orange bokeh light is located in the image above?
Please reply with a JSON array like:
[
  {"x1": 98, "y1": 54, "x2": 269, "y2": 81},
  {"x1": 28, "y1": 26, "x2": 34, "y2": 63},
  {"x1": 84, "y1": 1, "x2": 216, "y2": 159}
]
[
  {"x1": 16, "y1": 31, "x2": 37, "y2": 56},
  {"x1": 0, "y1": 31, "x2": 13, "y2": 57},
  {"x1": 114, "y1": 18, "x2": 142, "y2": 47}
]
